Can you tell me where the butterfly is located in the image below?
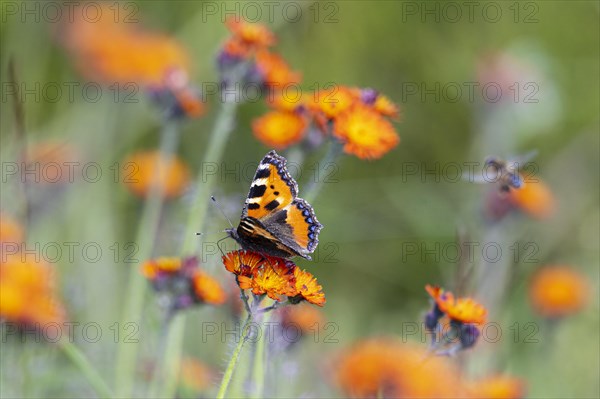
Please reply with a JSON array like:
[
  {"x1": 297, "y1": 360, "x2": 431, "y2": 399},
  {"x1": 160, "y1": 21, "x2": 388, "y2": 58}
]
[{"x1": 226, "y1": 150, "x2": 323, "y2": 260}]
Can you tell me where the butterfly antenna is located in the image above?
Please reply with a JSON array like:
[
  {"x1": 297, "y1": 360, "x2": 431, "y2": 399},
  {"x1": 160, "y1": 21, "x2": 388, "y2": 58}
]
[{"x1": 211, "y1": 195, "x2": 234, "y2": 229}]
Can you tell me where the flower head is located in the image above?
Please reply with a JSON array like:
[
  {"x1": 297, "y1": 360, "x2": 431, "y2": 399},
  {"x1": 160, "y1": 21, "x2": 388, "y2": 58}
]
[
  {"x1": 255, "y1": 50, "x2": 301, "y2": 87},
  {"x1": 309, "y1": 86, "x2": 359, "y2": 119},
  {"x1": 335, "y1": 338, "x2": 465, "y2": 398},
  {"x1": 333, "y1": 104, "x2": 400, "y2": 160},
  {"x1": 141, "y1": 256, "x2": 224, "y2": 311},
  {"x1": 289, "y1": 267, "x2": 326, "y2": 306},
  {"x1": 122, "y1": 151, "x2": 191, "y2": 199},
  {"x1": 225, "y1": 17, "x2": 275, "y2": 51},
  {"x1": 529, "y1": 265, "x2": 589, "y2": 318},
  {"x1": 468, "y1": 375, "x2": 527, "y2": 399},
  {"x1": 425, "y1": 285, "x2": 486, "y2": 325},
  {"x1": 192, "y1": 270, "x2": 226, "y2": 305},
  {"x1": 61, "y1": 3, "x2": 191, "y2": 88},
  {"x1": 252, "y1": 110, "x2": 307, "y2": 149},
  {"x1": 280, "y1": 304, "x2": 325, "y2": 333},
  {"x1": 238, "y1": 258, "x2": 296, "y2": 301},
  {"x1": 222, "y1": 250, "x2": 265, "y2": 277},
  {"x1": 222, "y1": 251, "x2": 326, "y2": 306},
  {"x1": 508, "y1": 178, "x2": 555, "y2": 219},
  {"x1": 0, "y1": 254, "x2": 66, "y2": 331}
]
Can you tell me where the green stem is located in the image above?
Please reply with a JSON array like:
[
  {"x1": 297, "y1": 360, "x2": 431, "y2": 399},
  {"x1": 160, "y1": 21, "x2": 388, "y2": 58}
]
[
  {"x1": 156, "y1": 314, "x2": 187, "y2": 398},
  {"x1": 303, "y1": 139, "x2": 344, "y2": 204},
  {"x1": 216, "y1": 313, "x2": 253, "y2": 399},
  {"x1": 60, "y1": 340, "x2": 114, "y2": 399},
  {"x1": 153, "y1": 101, "x2": 239, "y2": 399},
  {"x1": 181, "y1": 100, "x2": 238, "y2": 255},
  {"x1": 114, "y1": 120, "x2": 180, "y2": 397},
  {"x1": 250, "y1": 310, "x2": 271, "y2": 399}
]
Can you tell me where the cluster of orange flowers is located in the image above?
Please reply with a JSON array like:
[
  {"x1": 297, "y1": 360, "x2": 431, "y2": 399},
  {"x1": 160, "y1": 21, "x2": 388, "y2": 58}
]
[
  {"x1": 222, "y1": 250, "x2": 325, "y2": 307},
  {"x1": 218, "y1": 17, "x2": 299, "y2": 89},
  {"x1": 141, "y1": 256, "x2": 226, "y2": 310},
  {"x1": 425, "y1": 285, "x2": 487, "y2": 352},
  {"x1": 335, "y1": 338, "x2": 526, "y2": 399},
  {"x1": 0, "y1": 253, "x2": 66, "y2": 332},
  {"x1": 218, "y1": 18, "x2": 401, "y2": 160},
  {"x1": 60, "y1": 2, "x2": 203, "y2": 118},
  {"x1": 253, "y1": 85, "x2": 401, "y2": 159}
]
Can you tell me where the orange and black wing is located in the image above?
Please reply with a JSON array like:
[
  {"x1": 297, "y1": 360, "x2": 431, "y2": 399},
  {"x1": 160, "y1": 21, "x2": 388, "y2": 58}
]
[{"x1": 241, "y1": 150, "x2": 297, "y2": 220}]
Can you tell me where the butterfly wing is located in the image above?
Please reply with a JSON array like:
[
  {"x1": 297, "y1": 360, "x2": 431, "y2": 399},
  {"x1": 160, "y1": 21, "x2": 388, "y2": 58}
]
[
  {"x1": 241, "y1": 150, "x2": 297, "y2": 219},
  {"x1": 236, "y1": 150, "x2": 323, "y2": 259}
]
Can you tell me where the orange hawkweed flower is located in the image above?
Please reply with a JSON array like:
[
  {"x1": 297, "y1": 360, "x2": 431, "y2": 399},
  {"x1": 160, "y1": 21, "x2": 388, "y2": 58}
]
[
  {"x1": 222, "y1": 250, "x2": 265, "y2": 277},
  {"x1": 0, "y1": 213, "x2": 24, "y2": 245},
  {"x1": 529, "y1": 265, "x2": 589, "y2": 318},
  {"x1": 508, "y1": 178, "x2": 555, "y2": 219},
  {"x1": 309, "y1": 86, "x2": 359, "y2": 119},
  {"x1": 238, "y1": 258, "x2": 296, "y2": 301},
  {"x1": 280, "y1": 304, "x2": 325, "y2": 333},
  {"x1": 141, "y1": 257, "x2": 182, "y2": 279},
  {"x1": 142, "y1": 256, "x2": 223, "y2": 310},
  {"x1": 333, "y1": 104, "x2": 399, "y2": 160},
  {"x1": 255, "y1": 50, "x2": 301, "y2": 87},
  {"x1": 192, "y1": 271, "x2": 226, "y2": 305},
  {"x1": 122, "y1": 151, "x2": 190, "y2": 199},
  {"x1": 373, "y1": 94, "x2": 400, "y2": 119},
  {"x1": 426, "y1": 286, "x2": 487, "y2": 325},
  {"x1": 335, "y1": 338, "x2": 465, "y2": 398},
  {"x1": 443, "y1": 296, "x2": 487, "y2": 325},
  {"x1": 0, "y1": 254, "x2": 66, "y2": 328},
  {"x1": 468, "y1": 375, "x2": 527, "y2": 399},
  {"x1": 252, "y1": 110, "x2": 307, "y2": 149},
  {"x1": 289, "y1": 267, "x2": 326, "y2": 307},
  {"x1": 225, "y1": 17, "x2": 275, "y2": 50},
  {"x1": 61, "y1": 3, "x2": 190, "y2": 88}
]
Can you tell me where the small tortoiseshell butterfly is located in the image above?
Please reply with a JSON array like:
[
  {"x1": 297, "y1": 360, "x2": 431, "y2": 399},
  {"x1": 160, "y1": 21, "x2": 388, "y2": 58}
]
[{"x1": 226, "y1": 150, "x2": 323, "y2": 260}]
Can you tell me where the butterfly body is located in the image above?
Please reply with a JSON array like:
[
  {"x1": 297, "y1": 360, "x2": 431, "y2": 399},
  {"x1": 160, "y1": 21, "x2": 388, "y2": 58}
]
[{"x1": 227, "y1": 150, "x2": 322, "y2": 260}]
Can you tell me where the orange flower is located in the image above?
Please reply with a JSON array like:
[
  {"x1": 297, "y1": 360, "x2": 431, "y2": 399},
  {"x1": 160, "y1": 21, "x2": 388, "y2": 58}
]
[
  {"x1": 255, "y1": 50, "x2": 301, "y2": 87},
  {"x1": 373, "y1": 94, "x2": 400, "y2": 119},
  {"x1": 122, "y1": 151, "x2": 190, "y2": 199},
  {"x1": 238, "y1": 258, "x2": 296, "y2": 301},
  {"x1": 61, "y1": 3, "x2": 190, "y2": 88},
  {"x1": 443, "y1": 297, "x2": 487, "y2": 325},
  {"x1": 225, "y1": 17, "x2": 275, "y2": 50},
  {"x1": 335, "y1": 338, "x2": 465, "y2": 398},
  {"x1": 333, "y1": 105, "x2": 400, "y2": 160},
  {"x1": 280, "y1": 304, "x2": 325, "y2": 333},
  {"x1": 425, "y1": 285, "x2": 487, "y2": 325},
  {"x1": 468, "y1": 375, "x2": 527, "y2": 399},
  {"x1": 192, "y1": 270, "x2": 226, "y2": 305},
  {"x1": 0, "y1": 254, "x2": 66, "y2": 328},
  {"x1": 141, "y1": 257, "x2": 182, "y2": 279},
  {"x1": 290, "y1": 267, "x2": 326, "y2": 307},
  {"x1": 529, "y1": 266, "x2": 589, "y2": 318},
  {"x1": 222, "y1": 250, "x2": 265, "y2": 277},
  {"x1": 309, "y1": 86, "x2": 359, "y2": 119},
  {"x1": 508, "y1": 178, "x2": 555, "y2": 219},
  {"x1": 425, "y1": 284, "x2": 448, "y2": 308},
  {"x1": 0, "y1": 213, "x2": 24, "y2": 244},
  {"x1": 252, "y1": 110, "x2": 307, "y2": 149},
  {"x1": 179, "y1": 357, "x2": 215, "y2": 393},
  {"x1": 266, "y1": 91, "x2": 304, "y2": 112}
]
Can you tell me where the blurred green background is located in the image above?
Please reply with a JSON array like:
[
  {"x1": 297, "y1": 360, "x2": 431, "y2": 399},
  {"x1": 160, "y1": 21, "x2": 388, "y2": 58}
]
[{"x1": 1, "y1": 1, "x2": 598, "y2": 398}]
